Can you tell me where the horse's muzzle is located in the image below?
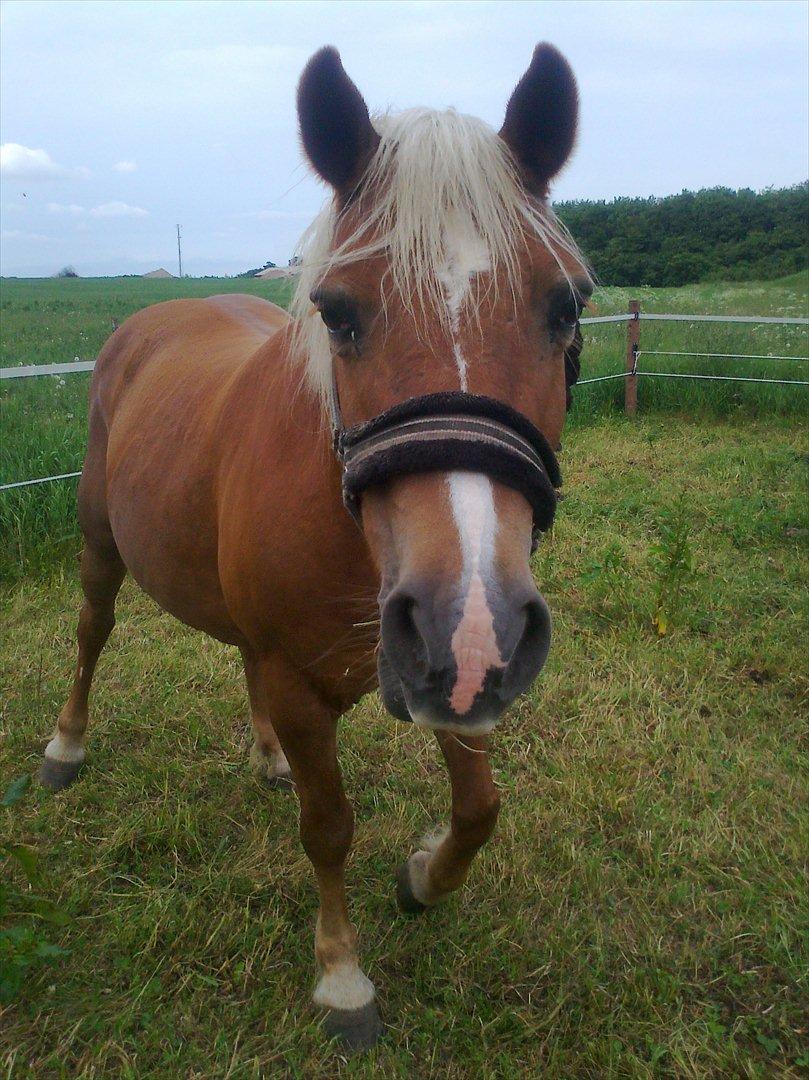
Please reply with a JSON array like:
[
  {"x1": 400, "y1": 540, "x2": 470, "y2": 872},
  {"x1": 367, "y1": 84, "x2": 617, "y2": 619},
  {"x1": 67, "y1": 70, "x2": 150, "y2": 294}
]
[{"x1": 377, "y1": 577, "x2": 552, "y2": 733}]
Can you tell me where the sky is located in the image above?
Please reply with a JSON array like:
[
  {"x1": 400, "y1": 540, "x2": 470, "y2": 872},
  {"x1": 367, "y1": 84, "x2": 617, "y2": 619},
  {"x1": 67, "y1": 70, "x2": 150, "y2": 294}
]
[{"x1": 1, "y1": 0, "x2": 807, "y2": 278}]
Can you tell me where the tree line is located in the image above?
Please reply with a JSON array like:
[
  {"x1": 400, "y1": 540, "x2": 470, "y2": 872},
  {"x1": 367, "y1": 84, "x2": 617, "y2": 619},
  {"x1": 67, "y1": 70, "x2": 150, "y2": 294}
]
[{"x1": 555, "y1": 183, "x2": 808, "y2": 287}]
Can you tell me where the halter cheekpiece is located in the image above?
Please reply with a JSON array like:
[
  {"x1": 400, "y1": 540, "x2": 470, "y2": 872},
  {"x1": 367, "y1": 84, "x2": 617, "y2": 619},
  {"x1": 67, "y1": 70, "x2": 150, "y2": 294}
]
[{"x1": 333, "y1": 390, "x2": 562, "y2": 534}]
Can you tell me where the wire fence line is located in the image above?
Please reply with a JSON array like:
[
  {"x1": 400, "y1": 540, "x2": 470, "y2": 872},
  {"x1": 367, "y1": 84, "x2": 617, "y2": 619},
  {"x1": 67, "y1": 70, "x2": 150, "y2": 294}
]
[
  {"x1": 576, "y1": 372, "x2": 631, "y2": 385},
  {"x1": 634, "y1": 370, "x2": 809, "y2": 386},
  {"x1": 636, "y1": 313, "x2": 808, "y2": 326},
  {"x1": 639, "y1": 350, "x2": 809, "y2": 362},
  {"x1": 2, "y1": 309, "x2": 808, "y2": 490},
  {"x1": 579, "y1": 313, "x2": 809, "y2": 326},
  {"x1": 0, "y1": 471, "x2": 82, "y2": 492}
]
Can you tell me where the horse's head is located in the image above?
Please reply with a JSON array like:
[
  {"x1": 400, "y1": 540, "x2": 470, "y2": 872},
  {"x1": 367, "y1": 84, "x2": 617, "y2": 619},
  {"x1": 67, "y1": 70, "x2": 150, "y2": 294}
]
[{"x1": 293, "y1": 46, "x2": 591, "y2": 735}]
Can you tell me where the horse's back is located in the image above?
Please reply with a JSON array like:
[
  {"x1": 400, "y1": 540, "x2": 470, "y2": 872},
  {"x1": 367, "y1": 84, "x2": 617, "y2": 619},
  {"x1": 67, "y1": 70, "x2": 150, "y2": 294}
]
[
  {"x1": 82, "y1": 293, "x2": 291, "y2": 644},
  {"x1": 93, "y1": 293, "x2": 288, "y2": 412}
]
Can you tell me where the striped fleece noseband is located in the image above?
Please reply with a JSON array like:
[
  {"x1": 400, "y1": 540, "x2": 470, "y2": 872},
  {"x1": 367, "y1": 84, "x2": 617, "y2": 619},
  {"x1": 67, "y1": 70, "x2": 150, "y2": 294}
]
[{"x1": 333, "y1": 390, "x2": 562, "y2": 535}]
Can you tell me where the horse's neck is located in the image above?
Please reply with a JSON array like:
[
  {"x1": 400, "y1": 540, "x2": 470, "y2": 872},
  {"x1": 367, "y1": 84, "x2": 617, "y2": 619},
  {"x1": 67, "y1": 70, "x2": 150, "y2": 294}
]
[
  {"x1": 230, "y1": 324, "x2": 337, "y2": 488},
  {"x1": 218, "y1": 327, "x2": 379, "y2": 696},
  {"x1": 223, "y1": 323, "x2": 371, "y2": 564}
]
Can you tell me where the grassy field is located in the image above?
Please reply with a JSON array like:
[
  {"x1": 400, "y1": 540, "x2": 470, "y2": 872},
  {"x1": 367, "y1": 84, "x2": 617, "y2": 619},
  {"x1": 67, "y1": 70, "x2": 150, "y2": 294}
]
[
  {"x1": 1, "y1": 274, "x2": 808, "y2": 1076},
  {"x1": 1, "y1": 272, "x2": 807, "y2": 580}
]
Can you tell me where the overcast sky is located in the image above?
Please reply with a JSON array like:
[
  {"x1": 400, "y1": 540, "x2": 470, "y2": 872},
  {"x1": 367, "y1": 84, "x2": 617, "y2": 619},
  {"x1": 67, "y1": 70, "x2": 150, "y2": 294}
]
[{"x1": 1, "y1": 0, "x2": 807, "y2": 278}]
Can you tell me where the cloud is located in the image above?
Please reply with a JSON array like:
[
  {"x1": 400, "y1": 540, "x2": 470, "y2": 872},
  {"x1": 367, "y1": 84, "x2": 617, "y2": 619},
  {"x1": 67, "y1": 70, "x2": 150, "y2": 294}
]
[
  {"x1": 113, "y1": 160, "x2": 137, "y2": 173},
  {"x1": 1, "y1": 143, "x2": 66, "y2": 180},
  {"x1": 1, "y1": 229, "x2": 52, "y2": 242},
  {"x1": 46, "y1": 200, "x2": 149, "y2": 218},
  {"x1": 0, "y1": 142, "x2": 88, "y2": 181},
  {"x1": 89, "y1": 200, "x2": 148, "y2": 218},
  {"x1": 47, "y1": 202, "x2": 86, "y2": 216}
]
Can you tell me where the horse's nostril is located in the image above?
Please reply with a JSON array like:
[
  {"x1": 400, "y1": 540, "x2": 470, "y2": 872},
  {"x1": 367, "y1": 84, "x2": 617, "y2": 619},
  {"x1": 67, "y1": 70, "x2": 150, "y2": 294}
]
[
  {"x1": 500, "y1": 592, "x2": 552, "y2": 699},
  {"x1": 381, "y1": 589, "x2": 429, "y2": 682},
  {"x1": 525, "y1": 595, "x2": 549, "y2": 639}
]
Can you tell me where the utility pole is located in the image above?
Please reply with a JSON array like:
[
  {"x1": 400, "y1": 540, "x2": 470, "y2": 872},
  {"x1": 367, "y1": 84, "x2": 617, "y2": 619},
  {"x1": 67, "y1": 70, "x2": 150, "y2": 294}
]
[{"x1": 176, "y1": 224, "x2": 183, "y2": 278}]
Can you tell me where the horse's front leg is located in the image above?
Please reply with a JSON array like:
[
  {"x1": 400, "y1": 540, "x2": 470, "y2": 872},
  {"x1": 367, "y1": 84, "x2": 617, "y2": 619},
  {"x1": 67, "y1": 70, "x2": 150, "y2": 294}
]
[
  {"x1": 397, "y1": 731, "x2": 501, "y2": 911},
  {"x1": 255, "y1": 653, "x2": 381, "y2": 1051}
]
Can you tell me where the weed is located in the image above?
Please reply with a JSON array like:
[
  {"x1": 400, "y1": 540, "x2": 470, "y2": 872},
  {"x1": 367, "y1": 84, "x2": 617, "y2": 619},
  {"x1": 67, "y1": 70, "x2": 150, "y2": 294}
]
[
  {"x1": 578, "y1": 540, "x2": 626, "y2": 590},
  {"x1": 650, "y1": 501, "x2": 694, "y2": 635}
]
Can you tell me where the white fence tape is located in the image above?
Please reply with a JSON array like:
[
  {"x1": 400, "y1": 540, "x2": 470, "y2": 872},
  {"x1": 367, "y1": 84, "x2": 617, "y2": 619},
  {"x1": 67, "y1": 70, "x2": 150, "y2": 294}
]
[{"x1": 1, "y1": 360, "x2": 96, "y2": 380}]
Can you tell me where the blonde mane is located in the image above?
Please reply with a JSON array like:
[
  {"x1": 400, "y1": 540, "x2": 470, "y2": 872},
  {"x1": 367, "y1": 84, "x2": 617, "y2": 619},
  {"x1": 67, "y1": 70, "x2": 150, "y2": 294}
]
[{"x1": 290, "y1": 107, "x2": 588, "y2": 411}]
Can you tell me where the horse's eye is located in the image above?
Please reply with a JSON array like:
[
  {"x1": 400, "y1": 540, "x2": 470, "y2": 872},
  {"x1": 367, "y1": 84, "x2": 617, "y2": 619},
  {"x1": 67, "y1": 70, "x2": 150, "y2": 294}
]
[
  {"x1": 321, "y1": 306, "x2": 357, "y2": 340},
  {"x1": 310, "y1": 289, "x2": 359, "y2": 347},
  {"x1": 547, "y1": 281, "x2": 591, "y2": 340},
  {"x1": 550, "y1": 294, "x2": 584, "y2": 334}
]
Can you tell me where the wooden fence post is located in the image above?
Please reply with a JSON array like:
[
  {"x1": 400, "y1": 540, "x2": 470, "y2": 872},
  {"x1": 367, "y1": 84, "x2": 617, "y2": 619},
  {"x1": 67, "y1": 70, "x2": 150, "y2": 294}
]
[{"x1": 625, "y1": 299, "x2": 640, "y2": 415}]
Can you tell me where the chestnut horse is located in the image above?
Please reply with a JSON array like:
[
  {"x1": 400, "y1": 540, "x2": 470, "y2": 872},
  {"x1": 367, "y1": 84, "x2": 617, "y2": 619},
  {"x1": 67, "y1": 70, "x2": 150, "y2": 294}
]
[{"x1": 41, "y1": 45, "x2": 591, "y2": 1048}]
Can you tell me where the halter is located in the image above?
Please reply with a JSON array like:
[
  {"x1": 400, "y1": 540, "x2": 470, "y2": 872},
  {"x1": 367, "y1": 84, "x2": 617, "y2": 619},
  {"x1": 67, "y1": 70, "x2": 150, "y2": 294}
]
[{"x1": 329, "y1": 372, "x2": 562, "y2": 535}]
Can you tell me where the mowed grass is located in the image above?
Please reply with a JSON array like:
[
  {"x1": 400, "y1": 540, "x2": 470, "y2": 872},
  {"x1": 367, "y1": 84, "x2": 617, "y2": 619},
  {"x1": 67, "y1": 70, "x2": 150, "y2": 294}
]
[{"x1": 2, "y1": 415, "x2": 808, "y2": 1077}]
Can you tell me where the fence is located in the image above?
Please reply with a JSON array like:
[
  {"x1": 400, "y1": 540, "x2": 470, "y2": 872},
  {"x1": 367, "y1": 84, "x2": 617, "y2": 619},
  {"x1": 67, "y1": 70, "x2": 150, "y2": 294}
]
[
  {"x1": 576, "y1": 302, "x2": 809, "y2": 414},
  {"x1": 2, "y1": 302, "x2": 808, "y2": 491}
]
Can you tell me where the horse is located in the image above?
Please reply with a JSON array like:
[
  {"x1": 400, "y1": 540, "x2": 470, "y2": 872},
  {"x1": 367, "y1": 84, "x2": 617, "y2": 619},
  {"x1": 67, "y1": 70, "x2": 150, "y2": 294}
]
[{"x1": 39, "y1": 44, "x2": 591, "y2": 1049}]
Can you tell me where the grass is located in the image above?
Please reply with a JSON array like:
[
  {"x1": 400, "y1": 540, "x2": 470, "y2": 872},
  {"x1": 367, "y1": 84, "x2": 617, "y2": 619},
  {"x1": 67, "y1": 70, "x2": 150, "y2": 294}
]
[
  {"x1": 1, "y1": 272, "x2": 807, "y2": 581},
  {"x1": 0, "y1": 276, "x2": 290, "y2": 581},
  {"x1": 1, "y1": 273, "x2": 808, "y2": 1076},
  {"x1": 2, "y1": 415, "x2": 807, "y2": 1077}
]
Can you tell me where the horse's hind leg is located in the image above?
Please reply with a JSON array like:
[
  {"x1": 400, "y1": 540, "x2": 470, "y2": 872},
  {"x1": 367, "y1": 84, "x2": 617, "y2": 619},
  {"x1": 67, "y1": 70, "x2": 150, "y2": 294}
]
[
  {"x1": 39, "y1": 541, "x2": 125, "y2": 791},
  {"x1": 241, "y1": 646, "x2": 292, "y2": 788}
]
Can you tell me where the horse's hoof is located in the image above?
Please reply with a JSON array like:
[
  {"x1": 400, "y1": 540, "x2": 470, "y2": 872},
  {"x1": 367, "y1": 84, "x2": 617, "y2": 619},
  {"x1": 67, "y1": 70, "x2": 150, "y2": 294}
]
[
  {"x1": 322, "y1": 1000, "x2": 383, "y2": 1051},
  {"x1": 39, "y1": 757, "x2": 83, "y2": 792},
  {"x1": 249, "y1": 744, "x2": 294, "y2": 791},
  {"x1": 263, "y1": 773, "x2": 294, "y2": 792},
  {"x1": 395, "y1": 861, "x2": 427, "y2": 915}
]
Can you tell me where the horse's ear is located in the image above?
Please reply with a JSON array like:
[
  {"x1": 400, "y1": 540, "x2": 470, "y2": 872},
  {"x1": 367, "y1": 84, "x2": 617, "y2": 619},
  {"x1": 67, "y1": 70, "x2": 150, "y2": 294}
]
[
  {"x1": 500, "y1": 43, "x2": 578, "y2": 195},
  {"x1": 297, "y1": 47, "x2": 380, "y2": 193}
]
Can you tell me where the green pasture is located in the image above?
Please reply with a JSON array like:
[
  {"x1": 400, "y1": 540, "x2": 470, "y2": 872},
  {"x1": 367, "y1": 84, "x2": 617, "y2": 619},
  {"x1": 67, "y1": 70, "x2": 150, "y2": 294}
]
[
  {"x1": 1, "y1": 272, "x2": 807, "y2": 580},
  {"x1": 1, "y1": 274, "x2": 808, "y2": 1076}
]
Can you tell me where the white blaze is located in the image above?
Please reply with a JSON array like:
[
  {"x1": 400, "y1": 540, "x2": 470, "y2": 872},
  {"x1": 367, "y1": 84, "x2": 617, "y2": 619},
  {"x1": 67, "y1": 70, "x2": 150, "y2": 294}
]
[
  {"x1": 447, "y1": 471, "x2": 504, "y2": 715},
  {"x1": 438, "y1": 213, "x2": 490, "y2": 391}
]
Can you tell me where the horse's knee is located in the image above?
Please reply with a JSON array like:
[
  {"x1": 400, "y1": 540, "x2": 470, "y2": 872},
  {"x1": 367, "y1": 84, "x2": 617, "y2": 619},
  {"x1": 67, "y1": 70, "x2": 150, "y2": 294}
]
[
  {"x1": 77, "y1": 601, "x2": 115, "y2": 646},
  {"x1": 300, "y1": 796, "x2": 354, "y2": 868},
  {"x1": 453, "y1": 786, "x2": 501, "y2": 847}
]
